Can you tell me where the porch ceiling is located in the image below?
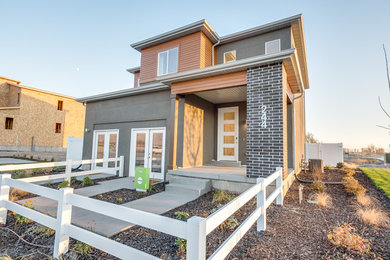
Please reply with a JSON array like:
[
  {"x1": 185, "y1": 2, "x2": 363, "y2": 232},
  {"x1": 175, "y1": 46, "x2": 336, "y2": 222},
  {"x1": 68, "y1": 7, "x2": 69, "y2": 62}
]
[{"x1": 195, "y1": 85, "x2": 246, "y2": 104}]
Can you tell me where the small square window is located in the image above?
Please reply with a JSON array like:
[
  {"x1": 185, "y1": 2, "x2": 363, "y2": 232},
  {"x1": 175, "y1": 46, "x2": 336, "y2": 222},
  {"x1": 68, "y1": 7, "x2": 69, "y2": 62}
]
[
  {"x1": 224, "y1": 50, "x2": 236, "y2": 63},
  {"x1": 265, "y1": 39, "x2": 281, "y2": 54},
  {"x1": 55, "y1": 123, "x2": 62, "y2": 133},
  {"x1": 5, "y1": 118, "x2": 13, "y2": 130},
  {"x1": 57, "y1": 100, "x2": 63, "y2": 111}
]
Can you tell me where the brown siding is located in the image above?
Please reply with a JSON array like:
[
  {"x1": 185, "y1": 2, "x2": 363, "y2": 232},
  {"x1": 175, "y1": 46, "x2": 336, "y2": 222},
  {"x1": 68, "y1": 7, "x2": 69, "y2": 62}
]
[
  {"x1": 200, "y1": 32, "x2": 213, "y2": 68},
  {"x1": 171, "y1": 71, "x2": 247, "y2": 94},
  {"x1": 133, "y1": 71, "x2": 140, "y2": 87},
  {"x1": 140, "y1": 32, "x2": 202, "y2": 84}
]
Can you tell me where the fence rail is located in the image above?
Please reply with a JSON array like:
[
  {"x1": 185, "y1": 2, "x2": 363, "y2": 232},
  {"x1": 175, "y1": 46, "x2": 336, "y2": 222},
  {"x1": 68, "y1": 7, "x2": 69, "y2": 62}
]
[{"x1": 0, "y1": 165, "x2": 284, "y2": 260}]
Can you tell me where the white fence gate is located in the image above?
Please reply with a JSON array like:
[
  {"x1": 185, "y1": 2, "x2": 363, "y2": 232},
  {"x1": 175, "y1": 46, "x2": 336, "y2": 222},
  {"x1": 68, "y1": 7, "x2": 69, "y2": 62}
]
[
  {"x1": 305, "y1": 143, "x2": 343, "y2": 167},
  {"x1": 0, "y1": 162, "x2": 283, "y2": 260}
]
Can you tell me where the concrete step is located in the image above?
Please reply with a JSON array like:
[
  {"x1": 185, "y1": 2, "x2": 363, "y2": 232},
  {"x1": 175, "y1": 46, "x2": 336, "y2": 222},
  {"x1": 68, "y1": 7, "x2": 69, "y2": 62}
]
[
  {"x1": 165, "y1": 181, "x2": 211, "y2": 196},
  {"x1": 209, "y1": 160, "x2": 242, "y2": 167},
  {"x1": 168, "y1": 175, "x2": 210, "y2": 186}
]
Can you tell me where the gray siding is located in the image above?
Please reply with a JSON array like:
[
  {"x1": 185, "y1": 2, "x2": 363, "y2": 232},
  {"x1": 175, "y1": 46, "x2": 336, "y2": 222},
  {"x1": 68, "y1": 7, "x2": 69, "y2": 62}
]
[
  {"x1": 217, "y1": 27, "x2": 291, "y2": 64},
  {"x1": 82, "y1": 90, "x2": 172, "y2": 177}
]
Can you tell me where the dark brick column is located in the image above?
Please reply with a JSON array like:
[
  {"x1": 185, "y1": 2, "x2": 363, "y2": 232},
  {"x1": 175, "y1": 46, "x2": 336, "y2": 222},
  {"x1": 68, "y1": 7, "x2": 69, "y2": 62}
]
[{"x1": 246, "y1": 63, "x2": 286, "y2": 178}]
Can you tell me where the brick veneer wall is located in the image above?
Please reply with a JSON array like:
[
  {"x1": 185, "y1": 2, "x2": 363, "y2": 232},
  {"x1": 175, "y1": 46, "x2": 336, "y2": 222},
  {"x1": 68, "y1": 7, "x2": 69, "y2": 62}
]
[{"x1": 246, "y1": 63, "x2": 287, "y2": 179}]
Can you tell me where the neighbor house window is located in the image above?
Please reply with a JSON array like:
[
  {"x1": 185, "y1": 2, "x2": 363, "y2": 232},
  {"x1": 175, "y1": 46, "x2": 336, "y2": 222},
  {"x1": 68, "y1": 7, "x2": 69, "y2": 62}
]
[
  {"x1": 57, "y1": 100, "x2": 63, "y2": 111},
  {"x1": 55, "y1": 123, "x2": 62, "y2": 133},
  {"x1": 158, "y1": 47, "x2": 178, "y2": 76},
  {"x1": 5, "y1": 118, "x2": 13, "y2": 130},
  {"x1": 265, "y1": 39, "x2": 281, "y2": 54},
  {"x1": 224, "y1": 50, "x2": 236, "y2": 63}
]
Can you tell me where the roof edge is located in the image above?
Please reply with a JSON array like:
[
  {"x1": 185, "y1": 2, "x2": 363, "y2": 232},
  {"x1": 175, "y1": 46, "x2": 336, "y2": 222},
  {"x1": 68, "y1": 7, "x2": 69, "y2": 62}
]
[{"x1": 127, "y1": 66, "x2": 140, "y2": 74}]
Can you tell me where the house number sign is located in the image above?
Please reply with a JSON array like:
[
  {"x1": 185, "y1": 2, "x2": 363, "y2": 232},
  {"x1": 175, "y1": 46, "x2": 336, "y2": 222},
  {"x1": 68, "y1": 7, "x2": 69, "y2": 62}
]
[{"x1": 261, "y1": 105, "x2": 267, "y2": 128}]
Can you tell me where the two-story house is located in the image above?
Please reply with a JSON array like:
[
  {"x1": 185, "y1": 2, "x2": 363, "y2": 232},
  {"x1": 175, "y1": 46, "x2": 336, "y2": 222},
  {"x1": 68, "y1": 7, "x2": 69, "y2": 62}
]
[
  {"x1": 77, "y1": 14, "x2": 309, "y2": 189},
  {"x1": 0, "y1": 76, "x2": 85, "y2": 152}
]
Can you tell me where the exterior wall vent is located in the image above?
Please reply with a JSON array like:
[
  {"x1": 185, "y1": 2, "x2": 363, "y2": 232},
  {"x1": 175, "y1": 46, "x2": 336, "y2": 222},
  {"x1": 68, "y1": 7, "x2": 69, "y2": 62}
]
[{"x1": 265, "y1": 39, "x2": 281, "y2": 54}]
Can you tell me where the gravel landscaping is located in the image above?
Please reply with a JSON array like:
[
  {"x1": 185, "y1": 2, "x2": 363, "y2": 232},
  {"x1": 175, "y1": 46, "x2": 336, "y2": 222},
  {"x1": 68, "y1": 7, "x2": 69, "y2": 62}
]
[{"x1": 1, "y1": 167, "x2": 389, "y2": 259}]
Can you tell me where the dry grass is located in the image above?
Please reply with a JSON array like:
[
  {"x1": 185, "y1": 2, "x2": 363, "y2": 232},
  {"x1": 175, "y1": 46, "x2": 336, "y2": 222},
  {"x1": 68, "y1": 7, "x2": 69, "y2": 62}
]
[
  {"x1": 356, "y1": 193, "x2": 372, "y2": 207},
  {"x1": 344, "y1": 162, "x2": 358, "y2": 170},
  {"x1": 343, "y1": 176, "x2": 366, "y2": 195},
  {"x1": 328, "y1": 223, "x2": 371, "y2": 255},
  {"x1": 344, "y1": 168, "x2": 355, "y2": 176},
  {"x1": 315, "y1": 192, "x2": 331, "y2": 207},
  {"x1": 312, "y1": 167, "x2": 323, "y2": 181},
  {"x1": 357, "y1": 207, "x2": 390, "y2": 226},
  {"x1": 9, "y1": 188, "x2": 29, "y2": 202}
]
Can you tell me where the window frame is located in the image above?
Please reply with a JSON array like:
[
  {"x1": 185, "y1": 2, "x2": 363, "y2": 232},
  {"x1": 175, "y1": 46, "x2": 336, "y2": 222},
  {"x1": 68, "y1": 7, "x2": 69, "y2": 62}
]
[
  {"x1": 5, "y1": 117, "x2": 13, "y2": 130},
  {"x1": 223, "y1": 50, "x2": 237, "y2": 64},
  {"x1": 57, "y1": 100, "x2": 63, "y2": 111},
  {"x1": 55, "y1": 123, "x2": 62, "y2": 133},
  {"x1": 265, "y1": 39, "x2": 281, "y2": 54},
  {"x1": 157, "y1": 47, "x2": 178, "y2": 76}
]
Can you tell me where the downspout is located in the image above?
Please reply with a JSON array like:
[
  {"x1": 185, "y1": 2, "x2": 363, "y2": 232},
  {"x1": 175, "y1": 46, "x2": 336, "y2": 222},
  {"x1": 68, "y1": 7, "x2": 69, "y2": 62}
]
[{"x1": 211, "y1": 40, "x2": 220, "y2": 66}]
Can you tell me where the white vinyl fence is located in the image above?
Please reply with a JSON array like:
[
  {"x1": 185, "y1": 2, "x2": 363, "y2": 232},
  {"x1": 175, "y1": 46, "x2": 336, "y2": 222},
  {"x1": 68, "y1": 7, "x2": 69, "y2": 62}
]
[
  {"x1": 0, "y1": 165, "x2": 283, "y2": 260},
  {"x1": 305, "y1": 143, "x2": 343, "y2": 167}
]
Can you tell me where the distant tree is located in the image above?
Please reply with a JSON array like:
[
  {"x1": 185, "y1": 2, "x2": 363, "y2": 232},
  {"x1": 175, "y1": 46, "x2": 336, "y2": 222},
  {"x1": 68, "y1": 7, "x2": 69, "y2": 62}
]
[{"x1": 306, "y1": 132, "x2": 318, "y2": 143}]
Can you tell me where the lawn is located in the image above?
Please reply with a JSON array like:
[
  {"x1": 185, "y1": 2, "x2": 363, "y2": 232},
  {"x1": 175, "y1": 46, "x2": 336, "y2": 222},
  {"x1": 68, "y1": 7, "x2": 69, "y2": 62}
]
[{"x1": 361, "y1": 167, "x2": 390, "y2": 199}]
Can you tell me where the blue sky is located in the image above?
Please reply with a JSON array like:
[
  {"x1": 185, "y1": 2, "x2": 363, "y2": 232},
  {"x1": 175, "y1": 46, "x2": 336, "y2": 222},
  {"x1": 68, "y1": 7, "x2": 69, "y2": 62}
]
[{"x1": 1, "y1": 0, "x2": 390, "y2": 150}]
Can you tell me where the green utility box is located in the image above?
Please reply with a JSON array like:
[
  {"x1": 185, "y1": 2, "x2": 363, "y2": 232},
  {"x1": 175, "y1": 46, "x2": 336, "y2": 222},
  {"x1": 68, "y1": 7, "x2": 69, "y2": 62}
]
[
  {"x1": 134, "y1": 168, "x2": 150, "y2": 191},
  {"x1": 386, "y1": 153, "x2": 390, "y2": 164}
]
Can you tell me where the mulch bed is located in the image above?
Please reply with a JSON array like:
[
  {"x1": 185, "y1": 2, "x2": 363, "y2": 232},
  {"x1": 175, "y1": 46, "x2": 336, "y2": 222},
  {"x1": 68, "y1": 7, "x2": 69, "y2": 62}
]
[
  {"x1": 1, "y1": 168, "x2": 390, "y2": 259},
  {"x1": 43, "y1": 175, "x2": 119, "y2": 190},
  {"x1": 90, "y1": 183, "x2": 165, "y2": 204}
]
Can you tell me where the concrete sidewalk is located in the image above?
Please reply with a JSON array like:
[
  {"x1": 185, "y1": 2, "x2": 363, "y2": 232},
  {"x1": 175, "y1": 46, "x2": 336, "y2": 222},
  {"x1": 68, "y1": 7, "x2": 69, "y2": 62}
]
[{"x1": 16, "y1": 178, "x2": 199, "y2": 237}]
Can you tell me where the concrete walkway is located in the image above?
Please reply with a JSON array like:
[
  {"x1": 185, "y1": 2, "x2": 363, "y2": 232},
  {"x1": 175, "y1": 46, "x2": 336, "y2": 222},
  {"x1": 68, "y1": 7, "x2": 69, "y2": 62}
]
[
  {"x1": 17, "y1": 178, "x2": 199, "y2": 237},
  {"x1": 0, "y1": 157, "x2": 35, "y2": 164}
]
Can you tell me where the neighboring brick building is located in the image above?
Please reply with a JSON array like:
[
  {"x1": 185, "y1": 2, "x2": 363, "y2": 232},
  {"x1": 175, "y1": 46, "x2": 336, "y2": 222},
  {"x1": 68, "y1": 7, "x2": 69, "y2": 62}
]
[{"x1": 0, "y1": 76, "x2": 85, "y2": 152}]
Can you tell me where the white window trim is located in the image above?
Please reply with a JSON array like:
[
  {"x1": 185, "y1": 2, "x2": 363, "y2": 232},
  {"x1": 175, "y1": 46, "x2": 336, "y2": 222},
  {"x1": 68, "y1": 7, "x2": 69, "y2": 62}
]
[
  {"x1": 157, "y1": 47, "x2": 178, "y2": 76},
  {"x1": 223, "y1": 50, "x2": 236, "y2": 63},
  {"x1": 265, "y1": 39, "x2": 281, "y2": 54}
]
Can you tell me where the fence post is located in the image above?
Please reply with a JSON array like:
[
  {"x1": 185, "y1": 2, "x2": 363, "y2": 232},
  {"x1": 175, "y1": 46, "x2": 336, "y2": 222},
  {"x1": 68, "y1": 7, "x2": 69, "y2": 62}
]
[
  {"x1": 186, "y1": 216, "x2": 206, "y2": 260},
  {"x1": 257, "y1": 177, "x2": 266, "y2": 231},
  {"x1": 0, "y1": 174, "x2": 11, "y2": 224},
  {"x1": 119, "y1": 156, "x2": 124, "y2": 177},
  {"x1": 276, "y1": 167, "x2": 283, "y2": 205},
  {"x1": 65, "y1": 160, "x2": 72, "y2": 183},
  {"x1": 53, "y1": 187, "x2": 73, "y2": 258}
]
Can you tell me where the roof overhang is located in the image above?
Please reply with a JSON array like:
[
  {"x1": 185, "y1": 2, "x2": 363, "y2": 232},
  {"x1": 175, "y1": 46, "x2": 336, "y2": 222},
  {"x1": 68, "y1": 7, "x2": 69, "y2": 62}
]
[
  {"x1": 76, "y1": 82, "x2": 170, "y2": 103},
  {"x1": 130, "y1": 19, "x2": 219, "y2": 52},
  {"x1": 0, "y1": 76, "x2": 21, "y2": 84},
  {"x1": 4, "y1": 81, "x2": 76, "y2": 99},
  {"x1": 126, "y1": 66, "x2": 140, "y2": 74}
]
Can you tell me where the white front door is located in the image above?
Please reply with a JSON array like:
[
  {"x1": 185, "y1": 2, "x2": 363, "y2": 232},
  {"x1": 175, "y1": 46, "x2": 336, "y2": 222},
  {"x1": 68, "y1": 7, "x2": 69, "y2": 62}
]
[
  {"x1": 130, "y1": 128, "x2": 165, "y2": 180},
  {"x1": 218, "y1": 107, "x2": 239, "y2": 161},
  {"x1": 92, "y1": 130, "x2": 119, "y2": 169}
]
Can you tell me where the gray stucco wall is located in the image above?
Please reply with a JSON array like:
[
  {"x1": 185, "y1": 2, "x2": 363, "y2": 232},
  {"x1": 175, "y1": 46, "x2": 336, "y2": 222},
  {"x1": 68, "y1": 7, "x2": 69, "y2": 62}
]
[
  {"x1": 217, "y1": 27, "x2": 291, "y2": 64},
  {"x1": 82, "y1": 90, "x2": 172, "y2": 177}
]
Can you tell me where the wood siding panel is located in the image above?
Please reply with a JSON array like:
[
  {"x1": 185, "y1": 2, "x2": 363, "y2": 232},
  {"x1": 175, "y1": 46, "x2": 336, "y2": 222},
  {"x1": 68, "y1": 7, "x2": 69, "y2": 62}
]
[
  {"x1": 140, "y1": 32, "x2": 202, "y2": 84},
  {"x1": 171, "y1": 71, "x2": 247, "y2": 94},
  {"x1": 200, "y1": 32, "x2": 213, "y2": 68},
  {"x1": 183, "y1": 103, "x2": 203, "y2": 167}
]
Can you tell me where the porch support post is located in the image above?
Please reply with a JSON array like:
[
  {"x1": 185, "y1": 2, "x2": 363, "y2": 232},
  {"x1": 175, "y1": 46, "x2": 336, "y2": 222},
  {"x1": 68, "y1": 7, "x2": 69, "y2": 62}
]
[
  {"x1": 176, "y1": 95, "x2": 185, "y2": 168},
  {"x1": 168, "y1": 94, "x2": 178, "y2": 170}
]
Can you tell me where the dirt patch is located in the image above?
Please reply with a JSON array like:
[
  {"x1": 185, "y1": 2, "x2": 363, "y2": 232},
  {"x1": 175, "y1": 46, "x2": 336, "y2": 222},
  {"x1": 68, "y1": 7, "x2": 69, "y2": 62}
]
[
  {"x1": 1, "y1": 169, "x2": 389, "y2": 259},
  {"x1": 91, "y1": 183, "x2": 165, "y2": 204}
]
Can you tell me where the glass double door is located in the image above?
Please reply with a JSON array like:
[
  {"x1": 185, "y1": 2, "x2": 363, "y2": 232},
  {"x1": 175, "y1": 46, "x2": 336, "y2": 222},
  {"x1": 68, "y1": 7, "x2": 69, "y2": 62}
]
[
  {"x1": 93, "y1": 130, "x2": 119, "y2": 169},
  {"x1": 130, "y1": 128, "x2": 165, "y2": 180}
]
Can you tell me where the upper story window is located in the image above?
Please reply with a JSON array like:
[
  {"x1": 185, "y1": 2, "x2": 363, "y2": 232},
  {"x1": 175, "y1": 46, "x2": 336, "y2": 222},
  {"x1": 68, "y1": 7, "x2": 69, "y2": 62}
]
[
  {"x1": 57, "y1": 100, "x2": 63, "y2": 111},
  {"x1": 55, "y1": 123, "x2": 62, "y2": 133},
  {"x1": 265, "y1": 39, "x2": 281, "y2": 54},
  {"x1": 5, "y1": 117, "x2": 13, "y2": 130},
  {"x1": 158, "y1": 48, "x2": 178, "y2": 76},
  {"x1": 17, "y1": 93, "x2": 20, "y2": 105},
  {"x1": 224, "y1": 50, "x2": 236, "y2": 63}
]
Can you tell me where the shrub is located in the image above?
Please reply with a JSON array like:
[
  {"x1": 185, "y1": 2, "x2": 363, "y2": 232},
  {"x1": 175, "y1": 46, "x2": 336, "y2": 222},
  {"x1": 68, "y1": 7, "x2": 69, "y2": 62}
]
[
  {"x1": 356, "y1": 193, "x2": 372, "y2": 207},
  {"x1": 311, "y1": 181, "x2": 326, "y2": 192},
  {"x1": 97, "y1": 194, "x2": 103, "y2": 199},
  {"x1": 358, "y1": 207, "x2": 389, "y2": 226},
  {"x1": 212, "y1": 190, "x2": 235, "y2": 204},
  {"x1": 44, "y1": 181, "x2": 52, "y2": 187},
  {"x1": 57, "y1": 180, "x2": 70, "y2": 189},
  {"x1": 345, "y1": 169, "x2": 355, "y2": 176},
  {"x1": 174, "y1": 211, "x2": 190, "y2": 220},
  {"x1": 116, "y1": 198, "x2": 123, "y2": 203},
  {"x1": 336, "y1": 162, "x2": 344, "y2": 169},
  {"x1": 12, "y1": 171, "x2": 29, "y2": 179},
  {"x1": 13, "y1": 201, "x2": 34, "y2": 224},
  {"x1": 138, "y1": 193, "x2": 145, "y2": 198},
  {"x1": 30, "y1": 155, "x2": 33, "y2": 160},
  {"x1": 221, "y1": 216, "x2": 239, "y2": 231},
  {"x1": 23, "y1": 154, "x2": 26, "y2": 158},
  {"x1": 315, "y1": 192, "x2": 331, "y2": 207},
  {"x1": 82, "y1": 176, "x2": 94, "y2": 187},
  {"x1": 312, "y1": 167, "x2": 323, "y2": 181},
  {"x1": 324, "y1": 165, "x2": 332, "y2": 170},
  {"x1": 72, "y1": 241, "x2": 94, "y2": 255},
  {"x1": 32, "y1": 168, "x2": 42, "y2": 174},
  {"x1": 35, "y1": 224, "x2": 55, "y2": 237},
  {"x1": 70, "y1": 176, "x2": 77, "y2": 184},
  {"x1": 51, "y1": 157, "x2": 55, "y2": 162},
  {"x1": 175, "y1": 238, "x2": 187, "y2": 253},
  {"x1": 0, "y1": 255, "x2": 13, "y2": 260},
  {"x1": 343, "y1": 176, "x2": 366, "y2": 195},
  {"x1": 328, "y1": 223, "x2": 371, "y2": 255}
]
